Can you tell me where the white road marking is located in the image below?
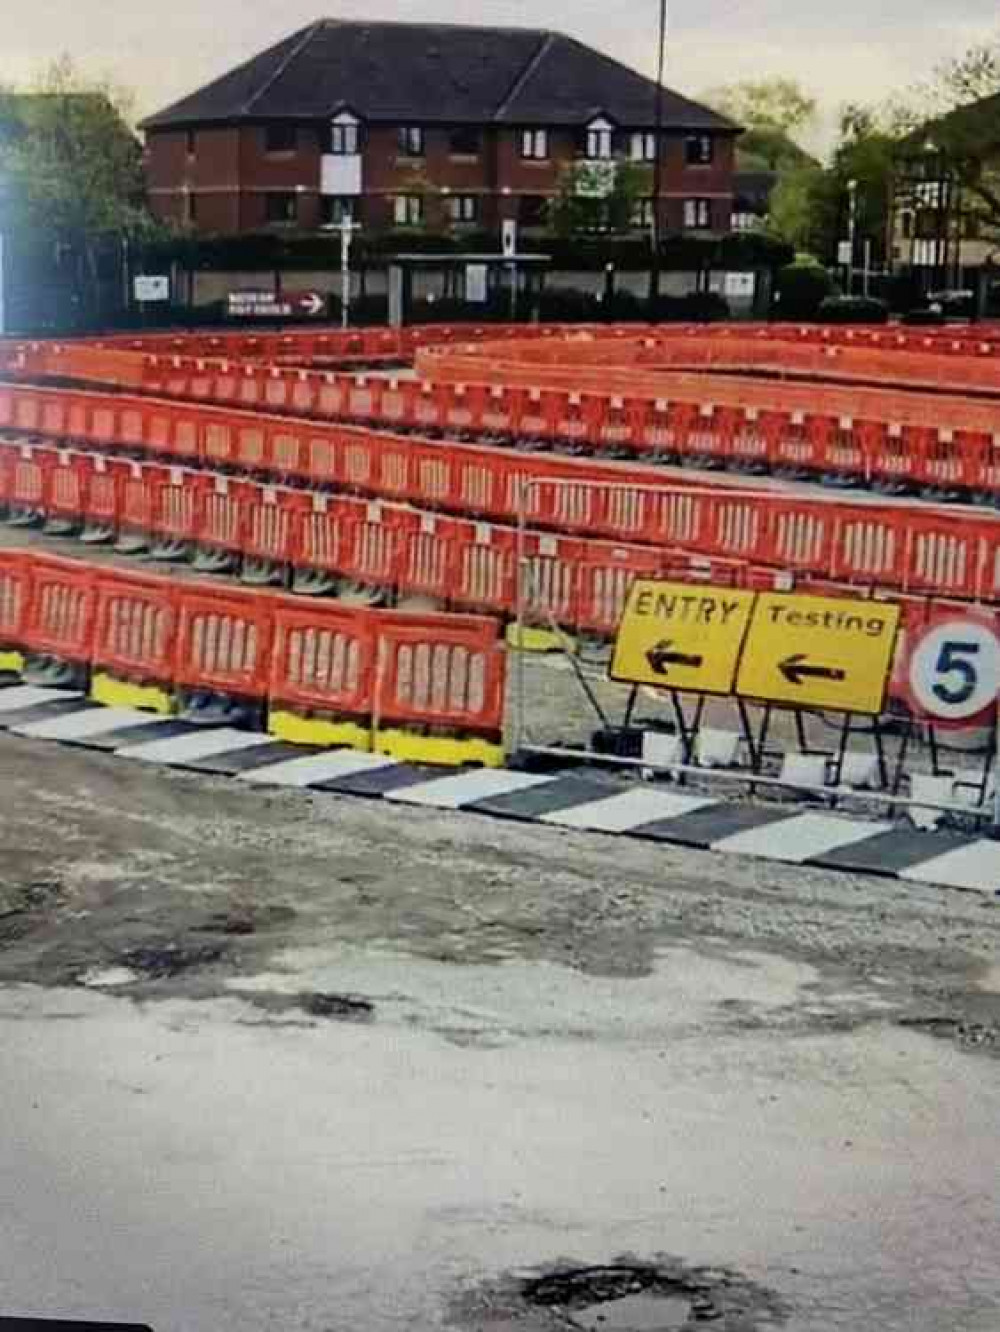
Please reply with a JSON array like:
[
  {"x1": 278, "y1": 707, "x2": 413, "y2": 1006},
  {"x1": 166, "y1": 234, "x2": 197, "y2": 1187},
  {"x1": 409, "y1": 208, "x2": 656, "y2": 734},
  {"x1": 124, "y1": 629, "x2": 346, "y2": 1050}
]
[
  {"x1": 387, "y1": 769, "x2": 553, "y2": 809},
  {"x1": 712, "y1": 812, "x2": 892, "y2": 863},
  {"x1": 240, "y1": 750, "x2": 400, "y2": 787}
]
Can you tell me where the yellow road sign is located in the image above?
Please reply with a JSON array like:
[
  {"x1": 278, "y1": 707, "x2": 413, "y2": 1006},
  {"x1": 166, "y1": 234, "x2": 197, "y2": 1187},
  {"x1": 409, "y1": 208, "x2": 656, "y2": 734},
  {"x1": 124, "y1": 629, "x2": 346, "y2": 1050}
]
[
  {"x1": 736, "y1": 592, "x2": 900, "y2": 714},
  {"x1": 610, "y1": 579, "x2": 757, "y2": 695}
]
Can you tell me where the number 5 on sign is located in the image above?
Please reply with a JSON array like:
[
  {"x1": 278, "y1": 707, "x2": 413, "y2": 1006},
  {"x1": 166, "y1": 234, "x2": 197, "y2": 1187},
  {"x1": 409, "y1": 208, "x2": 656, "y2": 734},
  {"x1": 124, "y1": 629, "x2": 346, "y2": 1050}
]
[{"x1": 906, "y1": 617, "x2": 1000, "y2": 724}]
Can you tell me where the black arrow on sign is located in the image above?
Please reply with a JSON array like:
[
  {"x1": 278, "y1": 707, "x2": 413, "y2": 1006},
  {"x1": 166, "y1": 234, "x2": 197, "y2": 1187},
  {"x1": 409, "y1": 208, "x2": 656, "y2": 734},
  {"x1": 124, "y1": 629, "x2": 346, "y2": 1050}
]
[
  {"x1": 646, "y1": 639, "x2": 704, "y2": 676},
  {"x1": 779, "y1": 653, "x2": 847, "y2": 686}
]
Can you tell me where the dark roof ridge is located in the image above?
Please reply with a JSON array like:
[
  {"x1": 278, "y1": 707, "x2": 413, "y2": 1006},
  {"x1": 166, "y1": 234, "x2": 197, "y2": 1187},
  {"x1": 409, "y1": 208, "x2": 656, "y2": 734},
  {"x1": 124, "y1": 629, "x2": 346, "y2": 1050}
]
[
  {"x1": 494, "y1": 31, "x2": 555, "y2": 119},
  {"x1": 311, "y1": 15, "x2": 553, "y2": 35},
  {"x1": 243, "y1": 19, "x2": 326, "y2": 115}
]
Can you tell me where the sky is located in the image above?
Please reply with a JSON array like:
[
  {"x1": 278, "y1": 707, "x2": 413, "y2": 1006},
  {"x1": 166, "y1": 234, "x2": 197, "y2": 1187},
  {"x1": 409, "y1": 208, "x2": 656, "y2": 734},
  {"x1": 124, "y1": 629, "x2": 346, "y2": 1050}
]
[{"x1": 2, "y1": 0, "x2": 998, "y2": 151}]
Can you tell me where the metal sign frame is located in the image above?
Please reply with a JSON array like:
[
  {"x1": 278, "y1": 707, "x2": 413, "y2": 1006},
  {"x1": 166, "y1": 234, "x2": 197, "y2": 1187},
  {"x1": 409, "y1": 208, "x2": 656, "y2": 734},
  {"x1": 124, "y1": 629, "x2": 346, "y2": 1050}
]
[{"x1": 511, "y1": 476, "x2": 1000, "y2": 832}]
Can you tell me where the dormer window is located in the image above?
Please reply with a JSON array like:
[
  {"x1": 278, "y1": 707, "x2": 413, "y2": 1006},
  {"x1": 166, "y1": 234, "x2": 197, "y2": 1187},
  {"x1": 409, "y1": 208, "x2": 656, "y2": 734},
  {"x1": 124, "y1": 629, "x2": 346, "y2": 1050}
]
[
  {"x1": 329, "y1": 112, "x2": 360, "y2": 155},
  {"x1": 585, "y1": 117, "x2": 614, "y2": 160}
]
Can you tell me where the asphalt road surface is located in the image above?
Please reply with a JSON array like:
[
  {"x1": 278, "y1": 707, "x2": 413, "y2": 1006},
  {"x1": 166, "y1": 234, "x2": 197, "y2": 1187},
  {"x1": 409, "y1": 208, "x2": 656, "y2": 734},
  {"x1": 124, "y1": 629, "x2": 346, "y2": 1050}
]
[{"x1": 1, "y1": 737, "x2": 1000, "y2": 1332}]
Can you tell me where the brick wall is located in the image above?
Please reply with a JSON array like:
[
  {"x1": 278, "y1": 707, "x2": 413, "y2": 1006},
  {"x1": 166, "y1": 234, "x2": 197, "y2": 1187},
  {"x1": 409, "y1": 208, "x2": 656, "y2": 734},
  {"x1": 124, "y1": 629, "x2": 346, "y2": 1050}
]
[{"x1": 145, "y1": 121, "x2": 735, "y2": 236}]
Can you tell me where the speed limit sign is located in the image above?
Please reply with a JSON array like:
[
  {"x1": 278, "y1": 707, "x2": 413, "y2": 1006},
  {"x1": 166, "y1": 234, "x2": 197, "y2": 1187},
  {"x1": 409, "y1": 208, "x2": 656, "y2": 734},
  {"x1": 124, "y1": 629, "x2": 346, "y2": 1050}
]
[{"x1": 907, "y1": 616, "x2": 1000, "y2": 724}]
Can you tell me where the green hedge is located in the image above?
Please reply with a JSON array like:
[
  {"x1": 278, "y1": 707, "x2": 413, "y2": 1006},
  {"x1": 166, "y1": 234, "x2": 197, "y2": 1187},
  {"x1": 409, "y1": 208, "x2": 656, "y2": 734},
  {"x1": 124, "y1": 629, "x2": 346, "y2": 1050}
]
[{"x1": 140, "y1": 228, "x2": 794, "y2": 275}]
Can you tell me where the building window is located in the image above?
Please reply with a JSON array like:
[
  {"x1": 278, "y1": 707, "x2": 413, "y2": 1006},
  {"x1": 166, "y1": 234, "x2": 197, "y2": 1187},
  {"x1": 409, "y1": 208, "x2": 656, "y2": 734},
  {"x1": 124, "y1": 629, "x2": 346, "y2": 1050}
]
[
  {"x1": 731, "y1": 211, "x2": 758, "y2": 232},
  {"x1": 586, "y1": 123, "x2": 613, "y2": 159},
  {"x1": 519, "y1": 194, "x2": 548, "y2": 226},
  {"x1": 321, "y1": 196, "x2": 356, "y2": 227},
  {"x1": 520, "y1": 129, "x2": 548, "y2": 160},
  {"x1": 449, "y1": 126, "x2": 480, "y2": 156},
  {"x1": 685, "y1": 134, "x2": 714, "y2": 166},
  {"x1": 447, "y1": 194, "x2": 478, "y2": 224},
  {"x1": 632, "y1": 197, "x2": 654, "y2": 229},
  {"x1": 185, "y1": 191, "x2": 198, "y2": 225},
  {"x1": 265, "y1": 123, "x2": 297, "y2": 154},
  {"x1": 329, "y1": 119, "x2": 360, "y2": 155},
  {"x1": 266, "y1": 192, "x2": 298, "y2": 225},
  {"x1": 629, "y1": 132, "x2": 656, "y2": 162},
  {"x1": 393, "y1": 194, "x2": 423, "y2": 226},
  {"x1": 185, "y1": 129, "x2": 196, "y2": 157},
  {"x1": 398, "y1": 126, "x2": 424, "y2": 157},
  {"x1": 683, "y1": 198, "x2": 712, "y2": 229},
  {"x1": 900, "y1": 210, "x2": 914, "y2": 240}
]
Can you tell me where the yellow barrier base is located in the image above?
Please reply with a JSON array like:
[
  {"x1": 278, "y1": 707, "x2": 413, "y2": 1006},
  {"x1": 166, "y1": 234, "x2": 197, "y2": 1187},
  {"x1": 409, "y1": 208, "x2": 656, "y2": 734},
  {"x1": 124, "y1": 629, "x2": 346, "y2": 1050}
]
[
  {"x1": 90, "y1": 672, "x2": 175, "y2": 715},
  {"x1": 374, "y1": 728, "x2": 505, "y2": 769},
  {"x1": 0, "y1": 650, "x2": 25, "y2": 675},
  {"x1": 268, "y1": 709, "x2": 372, "y2": 752},
  {"x1": 505, "y1": 623, "x2": 576, "y2": 655}
]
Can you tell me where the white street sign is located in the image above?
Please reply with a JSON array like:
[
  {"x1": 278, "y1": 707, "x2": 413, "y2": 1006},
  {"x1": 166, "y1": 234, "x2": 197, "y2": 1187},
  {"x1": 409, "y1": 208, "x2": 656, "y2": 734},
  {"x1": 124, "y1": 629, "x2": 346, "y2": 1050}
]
[
  {"x1": 465, "y1": 263, "x2": 488, "y2": 303},
  {"x1": 723, "y1": 271, "x2": 755, "y2": 298},
  {"x1": 133, "y1": 274, "x2": 170, "y2": 303},
  {"x1": 907, "y1": 618, "x2": 1000, "y2": 723}
]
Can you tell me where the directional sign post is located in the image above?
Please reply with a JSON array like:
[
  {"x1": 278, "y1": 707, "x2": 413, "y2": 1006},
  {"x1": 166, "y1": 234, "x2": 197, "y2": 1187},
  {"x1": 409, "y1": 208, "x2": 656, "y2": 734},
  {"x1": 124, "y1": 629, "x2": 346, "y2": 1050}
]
[
  {"x1": 736, "y1": 591, "x2": 900, "y2": 714},
  {"x1": 610, "y1": 579, "x2": 757, "y2": 695}
]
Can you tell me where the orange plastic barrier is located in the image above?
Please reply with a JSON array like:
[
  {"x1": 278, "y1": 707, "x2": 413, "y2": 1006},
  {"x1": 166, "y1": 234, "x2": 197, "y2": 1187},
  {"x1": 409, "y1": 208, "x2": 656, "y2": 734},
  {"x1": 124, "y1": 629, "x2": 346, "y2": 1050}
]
[
  {"x1": 21, "y1": 553, "x2": 97, "y2": 662},
  {"x1": 5, "y1": 383, "x2": 1000, "y2": 611},
  {"x1": 17, "y1": 339, "x2": 1000, "y2": 505},
  {"x1": 0, "y1": 550, "x2": 507, "y2": 757}
]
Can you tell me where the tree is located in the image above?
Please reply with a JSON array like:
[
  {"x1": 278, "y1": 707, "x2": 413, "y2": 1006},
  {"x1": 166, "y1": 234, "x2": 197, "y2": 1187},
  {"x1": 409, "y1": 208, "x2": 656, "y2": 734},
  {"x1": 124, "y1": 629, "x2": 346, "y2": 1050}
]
[
  {"x1": 702, "y1": 77, "x2": 817, "y2": 136},
  {"x1": 546, "y1": 161, "x2": 651, "y2": 238},
  {"x1": 875, "y1": 32, "x2": 1000, "y2": 241},
  {"x1": 767, "y1": 165, "x2": 828, "y2": 250},
  {"x1": 0, "y1": 56, "x2": 157, "y2": 320}
]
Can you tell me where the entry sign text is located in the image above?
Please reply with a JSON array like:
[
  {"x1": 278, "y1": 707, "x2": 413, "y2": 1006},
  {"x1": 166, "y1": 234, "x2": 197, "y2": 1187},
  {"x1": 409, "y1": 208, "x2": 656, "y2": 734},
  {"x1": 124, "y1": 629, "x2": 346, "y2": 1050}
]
[
  {"x1": 611, "y1": 579, "x2": 756, "y2": 695},
  {"x1": 737, "y1": 592, "x2": 900, "y2": 714}
]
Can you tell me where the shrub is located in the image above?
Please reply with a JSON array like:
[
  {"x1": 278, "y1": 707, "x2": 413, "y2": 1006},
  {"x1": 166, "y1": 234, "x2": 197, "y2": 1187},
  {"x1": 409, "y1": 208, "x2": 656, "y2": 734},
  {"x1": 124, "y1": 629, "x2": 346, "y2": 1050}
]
[
  {"x1": 817, "y1": 295, "x2": 890, "y2": 324},
  {"x1": 772, "y1": 261, "x2": 832, "y2": 320}
]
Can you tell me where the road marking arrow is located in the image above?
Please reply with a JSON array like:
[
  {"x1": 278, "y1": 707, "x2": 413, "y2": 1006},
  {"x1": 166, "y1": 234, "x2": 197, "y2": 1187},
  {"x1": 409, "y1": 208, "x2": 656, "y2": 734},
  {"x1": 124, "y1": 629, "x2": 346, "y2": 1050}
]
[
  {"x1": 778, "y1": 653, "x2": 847, "y2": 686},
  {"x1": 645, "y1": 639, "x2": 704, "y2": 676}
]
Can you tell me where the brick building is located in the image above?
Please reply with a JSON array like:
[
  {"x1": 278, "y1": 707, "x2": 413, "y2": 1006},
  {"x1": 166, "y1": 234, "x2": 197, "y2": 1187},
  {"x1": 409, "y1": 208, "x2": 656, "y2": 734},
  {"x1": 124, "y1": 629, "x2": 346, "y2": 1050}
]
[{"x1": 141, "y1": 18, "x2": 739, "y2": 238}]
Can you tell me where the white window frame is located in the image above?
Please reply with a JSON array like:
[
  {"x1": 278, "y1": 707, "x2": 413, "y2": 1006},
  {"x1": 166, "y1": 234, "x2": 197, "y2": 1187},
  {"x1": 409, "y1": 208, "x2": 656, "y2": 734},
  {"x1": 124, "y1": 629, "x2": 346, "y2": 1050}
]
[
  {"x1": 585, "y1": 118, "x2": 614, "y2": 160},
  {"x1": 632, "y1": 197, "x2": 655, "y2": 229},
  {"x1": 330, "y1": 113, "x2": 360, "y2": 156},
  {"x1": 393, "y1": 193, "x2": 423, "y2": 226},
  {"x1": 398, "y1": 126, "x2": 424, "y2": 157},
  {"x1": 520, "y1": 129, "x2": 548, "y2": 160},
  {"x1": 448, "y1": 194, "x2": 478, "y2": 224},
  {"x1": 629, "y1": 132, "x2": 656, "y2": 162},
  {"x1": 683, "y1": 197, "x2": 712, "y2": 229}
]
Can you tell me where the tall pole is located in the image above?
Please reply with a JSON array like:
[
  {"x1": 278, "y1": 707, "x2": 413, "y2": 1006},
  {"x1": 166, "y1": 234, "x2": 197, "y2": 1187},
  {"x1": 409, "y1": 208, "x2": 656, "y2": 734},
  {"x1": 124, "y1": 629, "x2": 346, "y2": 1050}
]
[
  {"x1": 846, "y1": 179, "x2": 857, "y2": 297},
  {"x1": 649, "y1": 0, "x2": 667, "y2": 305},
  {"x1": 340, "y1": 218, "x2": 353, "y2": 330}
]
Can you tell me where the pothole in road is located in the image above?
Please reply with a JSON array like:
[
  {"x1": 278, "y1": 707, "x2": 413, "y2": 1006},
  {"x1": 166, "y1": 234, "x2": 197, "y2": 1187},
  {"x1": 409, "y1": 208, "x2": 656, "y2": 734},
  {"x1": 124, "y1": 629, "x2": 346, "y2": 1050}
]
[
  {"x1": 453, "y1": 1256, "x2": 787, "y2": 1331},
  {"x1": 524, "y1": 1266, "x2": 717, "y2": 1329}
]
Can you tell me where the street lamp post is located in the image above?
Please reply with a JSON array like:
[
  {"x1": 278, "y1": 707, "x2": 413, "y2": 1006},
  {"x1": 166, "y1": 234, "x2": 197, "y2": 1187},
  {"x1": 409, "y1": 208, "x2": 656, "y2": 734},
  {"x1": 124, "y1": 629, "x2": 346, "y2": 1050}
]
[
  {"x1": 846, "y1": 178, "x2": 858, "y2": 297},
  {"x1": 648, "y1": 0, "x2": 668, "y2": 305}
]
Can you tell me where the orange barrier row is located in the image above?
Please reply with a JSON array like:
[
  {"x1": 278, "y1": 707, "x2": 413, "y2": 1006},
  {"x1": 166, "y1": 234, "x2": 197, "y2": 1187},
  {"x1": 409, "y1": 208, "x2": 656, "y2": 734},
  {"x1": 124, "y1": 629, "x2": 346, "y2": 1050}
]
[
  {"x1": 0, "y1": 548, "x2": 506, "y2": 761},
  {"x1": 18, "y1": 342, "x2": 1000, "y2": 501},
  {"x1": 2, "y1": 381, "x2": 1000, "y2": 605},
  {"x1": 0, "y1": 439, "x2": 753, "y2": 635},
  {"x1": 0, "y1": 459, "x2": 985, "y2": 728},
  {"x1": 418, "y1": 336, "x2": 1000, "y2": 408},
  {"x1": 11, "y1": 319, "x2": 1000, "y2": 370}
]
